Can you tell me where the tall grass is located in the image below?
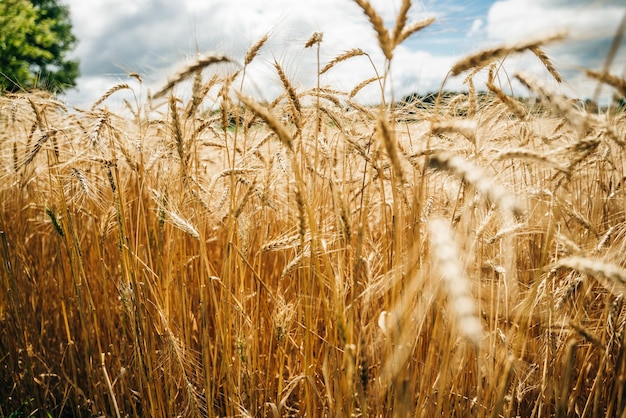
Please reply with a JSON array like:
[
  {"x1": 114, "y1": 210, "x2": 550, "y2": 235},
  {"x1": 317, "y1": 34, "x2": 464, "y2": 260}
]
[{"x1": 1, "y1": 1, "x2": 626, "y2": 416}]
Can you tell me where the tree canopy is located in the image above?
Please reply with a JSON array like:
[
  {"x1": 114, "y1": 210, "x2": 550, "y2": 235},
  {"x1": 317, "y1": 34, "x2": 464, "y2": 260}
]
[{"x1": 0, "y1": 0, "x2": 79, "y2": 93}]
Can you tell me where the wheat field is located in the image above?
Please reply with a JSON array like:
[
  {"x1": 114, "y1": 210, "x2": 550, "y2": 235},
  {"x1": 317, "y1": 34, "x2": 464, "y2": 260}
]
[{"x1": 2, "y1": 1, "x2": 626, "y2": 417}]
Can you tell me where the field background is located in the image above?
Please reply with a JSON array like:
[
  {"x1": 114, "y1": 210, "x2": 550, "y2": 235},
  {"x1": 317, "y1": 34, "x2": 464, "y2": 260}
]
[{"x1": 2, "y1": 2, "x2": 626, "y2": 417}]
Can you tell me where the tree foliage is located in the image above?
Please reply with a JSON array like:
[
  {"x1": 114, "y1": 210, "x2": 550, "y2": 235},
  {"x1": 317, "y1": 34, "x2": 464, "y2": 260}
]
[{"x1": 0, "y1": 0, "x2": 79, "y2": 93}]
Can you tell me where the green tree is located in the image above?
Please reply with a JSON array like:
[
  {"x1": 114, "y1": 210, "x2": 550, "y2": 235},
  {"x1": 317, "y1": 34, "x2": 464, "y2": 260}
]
[{"x1": 0, "y1": 0, "x2": 79, "y2": 93}]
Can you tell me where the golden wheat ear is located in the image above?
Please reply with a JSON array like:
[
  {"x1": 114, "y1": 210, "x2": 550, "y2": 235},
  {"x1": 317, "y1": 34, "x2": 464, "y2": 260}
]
[
  {"x1": 152, "y1": 53, "x2": 232, "y2": 100},
  {"x1": 554, "y1": 257, "x2": 626, "y2": 295},
  {"x1": 428, "y1": 152, "x2": 526, "y2": 218},
  {"x1": 320, "y1": 49, "x2": 366, "y2": 75},
  {"x1": 245, "y1": 33, "x2": 270, "y2": 66},
  {"x1": 304, "y1": 32, "x2": 323, "y2": 49},
  {"x1": 429, "y1": 218, "x2": 484, "y2": 347},
  {"x1": 450, "y1": 32, "x2": 565, "y2": 76},
  {"x1": 352, "y1": 0, "x2": 393, "y2": 60},
  {"x1": 585, "y1": 69, "x2": 626, "y2": 98},
  {"x1": 91, "y1": 84, "x2": 131, "y2": 110}
]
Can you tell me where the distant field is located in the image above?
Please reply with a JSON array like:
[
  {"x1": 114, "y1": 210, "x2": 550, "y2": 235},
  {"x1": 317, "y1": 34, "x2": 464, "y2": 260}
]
[{"x1": 1, "y1": 2, "x2": 626, "y2": 417}]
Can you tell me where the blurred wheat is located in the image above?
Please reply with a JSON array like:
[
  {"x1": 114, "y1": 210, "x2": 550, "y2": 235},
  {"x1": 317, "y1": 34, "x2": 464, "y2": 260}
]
[{"x1": 1, "y1": 1, "x2": 626, "y2": 417}]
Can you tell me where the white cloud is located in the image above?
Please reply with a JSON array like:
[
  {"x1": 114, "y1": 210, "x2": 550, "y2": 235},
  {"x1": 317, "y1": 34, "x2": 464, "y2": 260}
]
[
  {"x1": 62, "y1": 0, "x2": 445, "y2": 107},
  {"x1": 480, "y1": 0, "x2": 626, "y2": 103},
  {"x1": 487, "y1": 0, "x2": 625, "y2": 42},
  {"x1": 468, "y1": 18, "x2": 484, "y2": 37},
  {"x1": 60, "y1": 0, "x2": 625, "y2": 108}
]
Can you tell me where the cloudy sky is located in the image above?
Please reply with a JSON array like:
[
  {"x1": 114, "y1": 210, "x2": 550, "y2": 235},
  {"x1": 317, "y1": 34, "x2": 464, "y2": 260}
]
[{"x1": 61, "y1": 0, "x2": 626, "y2": 108}]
